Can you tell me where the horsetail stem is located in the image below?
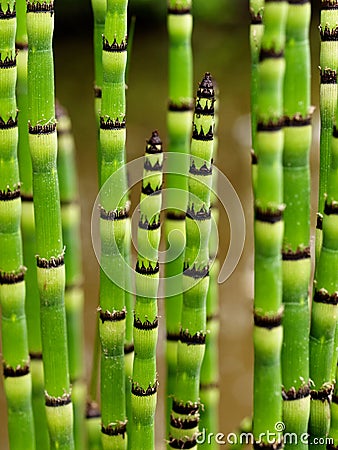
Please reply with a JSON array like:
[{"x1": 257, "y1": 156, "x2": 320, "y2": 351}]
[
  {"x1": 169, "y1": 72, "x2": 215, "y2": 450},
  {"x1": 91, "y1": 0, "x2": 106, "y2": 119},
  {"x1": 98, "y1": 0, "x2": 129, "y2": 447},
  {"x1": 26, "y1": 1, "x2": 74, "y2": 448},
  {"x1": 0, "y1": 1, "x2": 35, "y2": 447},
  {"x1": 87, "y1": 402, "x2": 103, "y2": 450},
  {"x1": 56, "y1": 103, "x2": 86, "y2": 450},
  {"x1": 253, "y1": 1, "x2": 288, "y2": 447},
  {"x1": 16, "y1": 0, "x2": 50, "y2": 447},
  {"x1": 165, "y1": 0, "x2": 193, "y2": 431},
  {"x1": 281, "y1": 2, "x2": 311, "y2": 449},
  {"x1": 130, "y1": 131, "x2": 163, "y2": 449}
]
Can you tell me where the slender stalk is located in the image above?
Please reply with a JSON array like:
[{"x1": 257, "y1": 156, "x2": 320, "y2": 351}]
[
  {"x1": 281, "y1": 2, "x2": 311, "y2": 449},
  {"x1": 91, "y1": 0, "x2": 106, "y2": 120},
  {"x1": 0, "y1": 1, "x2": 35, "y2": 447},
  {"x1": 56, "y1": 103, "x2": 86, "y2": 450},
  {"x1": 16, "y1": 0, "x2": 49, "y2": 447},
  {"x1": 98, "y1": 0, "x2": 129, "y2": 447},
  {"x1": 165, "y1": 0, "x2": 193, "y2": 432},
  {"x1": 26, "y1": 1, "x2": 74, "y2": 448},
  {"x1": 253, "y1": 1, "x2": 288, "y2": 447},
  {"x1": 87, "y1": 402, "x2": 103, "y2": 450},
  {"x1": 130, "y1": 131, "x2": 163, "y2": 449},
  {"x1": 169, "y1": 73, "x2": 215, "y2": 449}
]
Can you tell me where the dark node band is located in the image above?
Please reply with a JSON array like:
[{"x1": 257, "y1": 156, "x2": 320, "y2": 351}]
[
  {"x1": 322, "y1": 1, "x2": 338, "y2": 9},
  {"x1": 288, "y1": 0, "x2": 310, "y2": 4},
  {"x1": 3, "y1": 364, "x2": 29, "y2": 378},
  {"x1": 102, "y1": 421, "x2": 127, "y2": 437},
  {"x1": 316, "y1": 213, "x2": 323, "y2": 230},
  {"x1": 324, "y1": 200, "x2": 338, "y2": 215},
  {"x1": 21, "y1": 193, "x2": 33, "y2": 202},
  {"x1": 195, "y1": 99, "x2": 215, "y2": 116},
  {"x1": 313, "y1": 288, "x2": 338, "y2": 305},
  {"x1": 257, "y1": 118, "x2": 284, "y2": 132},
  {"x1": 333, "y1": 125, "x2": 338, "y2": 138},
  {"x1": 170, "y1": 415, "x2": 199, "y2": 430},
  {"x1": 36, "y1": 253, "x2": 64, "y2": 269},
  {"x1": 138, "y1": 217, "x2": 161, "y2": 230},
  {"x1": 146, "y1": 130, "x2": 162, "y2": 153},
  {"x1": 282, "y1": 384, "x2": 311, "y2": 400},
  {"x1": 0, "y1": 269, "x2": 25, "y2": 285},
  {"x1": 253, "y1": 441, "x2": 283, "y2": 450},
  {"x1": 200, "y1": 381, "x2": 219, "y2": 391},
  {"x1": 100, "y1": 205, "x2": 129, "y2": 221},
  {"x1": 0, "y1": 3, "x2": 15, "y2": 19},
  {"x1": 132, "y1": 380, "x2": 158, "y2": 396},
  {"x1": 320, "y1": 25, "x2": 338, "y2": 41},
  {"x1": 183, "y1": 263, "x2": 209, "y2": 279},
  {"x1": 251, "y1": 149, "x2": 258, "y2": 165},
  {"x1": 310, "y1": 386, "x2": 333, "y2": 401},
  {"x1": 0, "y1": 186, "x2": 20, "y2": 201},
  {"x1": 332, "y1": 394, "x2": 338, "y2": 404},
  {"x1": 166, "y1": 211, "x2": 186, "y2": 221},
  {"x1": 45, "y1": 392, "x2": 71, "y2": 407},
  {"x1": 284, "y1": 115, "x2": 312, "y2": 127},
  {"x1": 27, "y1": 1, "x2": 54, "y2": 14},
  {"x1": 124, "y1": 343, "x2": 134, "y2": 355},
  {"x1": 167, "y1": 6, "x2": 191, "y2": 14},
  {"x1": 134, "y1": 316, "x2": 158, "y2": 331},
  {"x1": 168, "y1": 101, "x2": 194, "y2": 112},
  {"x1": 250, "y1": 11, "x2": 263, "y2": 25},
  {"x1": 321, "y1": 69, "x2": 337, "y2": 84},
  {"x1": 179, "y1": 328, "x2": 206, "y2": 345},
  {"x1": 172, "y1": 400, "x2": 199, "y2": 415},
  {"x1": 259, "y1": 48, "x2": 284, "y2": 62},
  {"x1": 169, "y1": 437, "x2": 197, "y2": 449},
  {"x1": 102, "y1": 37, "x2": 127, "y2": 52},
  {"x1": 255, "y1": 205, "x2": 284, "y2": 224},
  {"x1": 135, "y1": 260, "x2": 159, "y2": 275},
  {"x1": 94, "y1": 86, "x2": 102, "y2": 98},
  {"x1": 254, "y1": 311, "x2": 283, "y2": 329},
  {"x1": 0, "y1": 56, "x2": 16, "y2": 69},
  {"x1": 197, "y1": 72, "x2": 215, "y2": 99},
  {"x1": 16, "y1": 42, "x2": 28, "y2": 50},
  {"x1": 186, "y1": 204, "x2": 211, "y2": 220},
  {"x1": 98, "y1": 307, "x2": 126, "y2": 323},
  {"x1": 29, "y1": 123, "x2": 56, "y2": 135},
  {"x1": 0, "y1": 116, "x2": 17, "y2": 129},
  {"x1": 282, "y1": 247, "x2": 311, "y2": 261},
  {"x1": 167, "y1": 332, "x2": 180, "y2": 342},
  {"x1": 144, "y1": 158, "x2": 163, "y2": 172},
  {"x1": 100, "y1": 116, "x2": 126, "y2": 130},
  {"x1": 86, "y1": 401, "x2": 101, "y2": 419},
  {"x1": 141, "y1": 182, "x2": 162, "y2": 196},
  {"x1": 189, "y1": 160, "x2": 212, "y2": 176},
  {"x1": 30, "y1": 352, "x2": 42, "y2": 360},
  {"x1": 192, "y1": 124, "x2": 213, "y2": 141}
]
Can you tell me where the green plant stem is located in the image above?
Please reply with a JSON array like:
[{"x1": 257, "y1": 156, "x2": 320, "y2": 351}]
[
  {"x1": 26, "y1": 1, "x2": 74, "y2": 448},
  {"x1": 169, "y1": 73, "x2": 215, "y2": 449},
  {"x1": 0, "y1": 1, "x2": 35, "y2": 447},
  {"x1": 56, "y1": 104, "x2": 86, "y2": 450},
  {"x1": 86, "y1": 402, "x2": 103, "y2": 450},
  {"x1": 165, "y1": 0, "x2": 193, "y2": 433},
  {"x1": 281, "y1": 3, "x2": 311, "y2": 450},
  {"x1": 98, "y1": 0, "x2": 129, "y2": 448},
  {"x1": 253, "y1": 1, "x2": 288, "y2": 447},
  {"x1": 130, "y1": 131, "x2": 163, "y2": 449}
]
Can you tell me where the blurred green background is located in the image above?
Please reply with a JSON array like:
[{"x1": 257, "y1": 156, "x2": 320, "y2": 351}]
[{"x1": 0, "y1": 1, "x2": 321, "y2": 448}]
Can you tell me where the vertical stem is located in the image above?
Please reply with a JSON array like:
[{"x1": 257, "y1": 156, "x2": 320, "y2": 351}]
[
  {"x1": 26, "y1": 2, "x2": 74, "y2": 448},
  {"x1": 0, "y1": 1, "x2": 35, "y2": 448}
]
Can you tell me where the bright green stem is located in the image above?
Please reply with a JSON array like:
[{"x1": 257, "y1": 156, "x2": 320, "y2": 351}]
[
  {"x1": 27, "y1": 2, "x2": 74, "y2": 448},
  {"x1": 169, "y1": 73, "x2": 215, "y2": 449},
  {"x1": 86, "y1": 403, "x2": 103, "y2": 450},
  {"x1": 165, "y1": 1, "x2": 193, "y2": 431},
  {"x1": 0, "y1": 1, "x2": 35, "y2": 448}
]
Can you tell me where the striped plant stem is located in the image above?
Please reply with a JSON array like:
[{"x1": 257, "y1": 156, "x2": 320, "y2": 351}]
[
  {"x1": 91, "y1": 0, "x2": 106, "y2": 120},
  {"x1": 16, "y1": 0, "x2": 49, "y2": 447},
  {"x1": 56, "y1": 104, "x2": 86, "y2": 450},
  {"x1": 130, "y1": 131, "x2": 163, "y2": 449},
  {"x1": 253, "y1": 1, "x2": 287, "y2": 449},
  {"x1": 165, "y1": 0, "x2": 193, "y2": 431},
  {"x1": 98, "y1": 0, "x2": 129, "y2": 447},
  {"x1": 281, "y1": 2, "x2": 311, "y2": 449},
  {"x1": 26, "y1": 1, "x2": 74, "y2": 448},
  {"x1": 250, "y1": 0, "x2": 264, "y2": 189},
  {"x1": 169, "y1": 72, "x2": 215, "y2": 450},
  {"x1": 0, "y1": 1, "x2": 35, "y2": 448},
  {"x1": 199, "y1": 81, "x2": 219, "y2": 449},
  {"x1": 316, "y1": 2, "x2": 338, "y2": 260}
]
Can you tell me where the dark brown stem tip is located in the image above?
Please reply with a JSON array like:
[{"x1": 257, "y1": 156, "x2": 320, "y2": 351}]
[
  {"x1": 172, "y1": 400, "x2": 200, "y2": 415},
  {"x1": 0, "y1": 115, "x2": 18, "y2": 129},
  {"x1": 3, "y1": 364, "x2": 30, "y2": 378},
  {"x1": 27, "y1": 1, "x2": 54, "y2": 14},
  {"x1": 98, "y1": 307, "x2": 126, "y2": 323},
  {"x1": 45, "y1": 391, "x2": 71, "y2": 407},
  {"x1": 0, "y1": 268, "x2": 25, "y2": 285},
  {"x1": 320, "y1": 25, "x2": 338, "y2": 41},
  {"x1": 135, "y1": 260, "x2": 160, "y2": 276},
  {"x1": 0, "y1": 3, "x2": 16, "y2": 18},
  {"x1": 282, "y1": 383, "x2": 311, "y2": 400},
  {"x1": 192, "y1": 124, "x2": 214, "y2": 141},
  {"x1": 170, "y1": 415, "x2": 199, "y2": 430},
  {"x1": 313, "y1": 288, "x2": 338, "y2": 305},
  {"x1": 282, "y1": 246, "x2": 311, "y2": 261},
  {"x1": 0, "y1": 56, "x2": 16, "y2": 68},
  {"x1": 0, "y1": 186, "x2": 20, "y2": 201},
  {"x1": 179, "y1": 328, "x2": 206, "y2": 345},
  {"x1": 101, "y1": 421, "x2": 127, "y2": 437},
  {"x1": 321, "y1": 69, "x2": 337, "y2": 84},
  {"x1": 146, "y1": 131, "x2": 163, "y2": 153},
  {"x1": 133, "y1": 316, "x2": 158, "y2": 330},
  {"x1": 310, "y1": 385, "x2": 333, "y2": 401},
  {"x1": 186, "y1": 204, "x2": 211, "y2": 221},
  {"x1": 197, "y1": 72, "x2": 215, "y2": 99},
  {"x1": 131, "y1": 380, "x2": 158, "y2": 396},
  {"x1": 102, "y1": 37, "x2": 127, "y2": 53},
  {"x1": 183, "y1": 263, "x2": 209, "y2": 279},
  {"x1": 36, "y1": 252, "x2": 65, "y2": 269},
  {"x1": 254, "y1": 309, "x2": 283, "y2": 329}
]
